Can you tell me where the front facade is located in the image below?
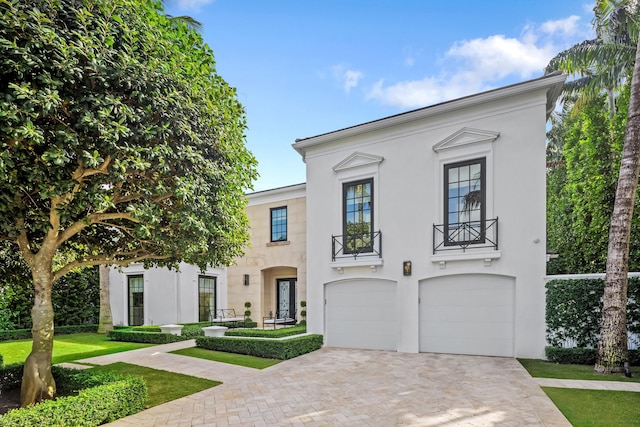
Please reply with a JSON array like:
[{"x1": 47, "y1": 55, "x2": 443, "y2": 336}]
[
  {"x1": 108, "y1": 183, "x2": 306, "y2": 327},
  {"x1": 293, "y1": 73, "x2": 566, "y2": 359}
]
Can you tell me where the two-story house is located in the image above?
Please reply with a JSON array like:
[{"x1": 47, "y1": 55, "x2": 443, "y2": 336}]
[{"x1": 292, "y1": 73, "x2": 565, "y2": 359}]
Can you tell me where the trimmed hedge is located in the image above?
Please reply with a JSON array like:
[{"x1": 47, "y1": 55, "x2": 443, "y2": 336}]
[
  {"x1": 545, "y1": 347, "x2": 640, "y2": 365},
  {"x1": 225, "y1": 325, "x2": 306, "y2": 338},
  {"x1": 0, "y1": 366, "x2": 147, "y2": 426},
  {"x1": 0, "y1": 324, "x2": 99, "y2": 342},
  {"x1": 0, "y1": 353, "x2": 3, "y2": 367},
  {"x1": 546, "y1": 277, "x2": 640, "y2": 348},
  {"x1": 196, "y1": 334, "x2": 323, "y2": 360},
  {"x1": 107, "y1": 329, "x2": 184, "y2": 344}
]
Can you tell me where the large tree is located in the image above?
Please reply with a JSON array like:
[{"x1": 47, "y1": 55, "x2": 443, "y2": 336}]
[
  {"x1": 546, "y1": 0, "x2": 640, "y2": 372},
  {"x1": 0, "y1": 0, "x2": 257, "y2": 406}
]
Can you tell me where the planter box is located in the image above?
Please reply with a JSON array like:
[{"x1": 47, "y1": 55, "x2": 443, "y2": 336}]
[{"x1": 202, "y1": 326, "x2": 228, "y2": 337}]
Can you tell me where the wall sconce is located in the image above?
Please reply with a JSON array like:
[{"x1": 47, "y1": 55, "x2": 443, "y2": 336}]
[
  {"x1": 403, "y1": 261, "x2": 412, "y2": 276},
  {"x1": 243, "y1": 274, "x2": 250, "y2": 286}
]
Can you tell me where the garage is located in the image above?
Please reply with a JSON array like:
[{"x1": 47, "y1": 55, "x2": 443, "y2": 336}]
[
  {"x1": 325, "y1": 279, "x2": 397, "y2": 350},
  {"x1": 419, "y1": 274, "x2": 515, "y2": 357}
]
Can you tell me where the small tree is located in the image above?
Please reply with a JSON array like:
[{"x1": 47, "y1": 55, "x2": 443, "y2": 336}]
[{"x1": 0, "y1": 0, "x2": 256, "y2": 406}]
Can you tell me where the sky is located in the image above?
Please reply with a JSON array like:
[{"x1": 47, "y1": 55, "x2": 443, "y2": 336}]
[{"x1": 163, "y1": 0, "x2": 596, "y2": 192}]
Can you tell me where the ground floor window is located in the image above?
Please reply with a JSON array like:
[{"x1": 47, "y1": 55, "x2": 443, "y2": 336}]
[
  {"x1": 198, "y1": 276, "x2": 216, "y2": 322},
  {"x1": 128, "y1": 275, "x2": 144, "y2": 326}
]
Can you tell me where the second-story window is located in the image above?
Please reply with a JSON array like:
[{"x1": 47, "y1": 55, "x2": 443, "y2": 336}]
[
  {"x1": 444, "y1": 158, "x2": 485, "y2": 245},
  {"x1": 271, "y1": 206, "x2": 288, "y2": 242},
  {"x1": 343, "y1": 178, "x2": 373, "y2": 253}
]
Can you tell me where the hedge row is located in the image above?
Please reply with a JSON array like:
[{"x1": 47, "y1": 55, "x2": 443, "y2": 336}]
[
  {"x1": 546, "y1": 277, "x2": 640, "y2": 347},
  {"x1": 0, "y1": 366, "x2": 146, "y2": 426},
  {"x1": 107, "y1": 330, "x2": 185, "y2": 344},
  {"x1": 545, "y1": 346, "x2": 640, "y2": 365},
  {"x1": 196, "y1": 334, "x2": 323, "y2": 360},
  {"x1": 0, "y1": 324, "x2": 99, "y2": 342},
  {"x1": 224, "y1": 325, "x2": 306, "y2": 338}
]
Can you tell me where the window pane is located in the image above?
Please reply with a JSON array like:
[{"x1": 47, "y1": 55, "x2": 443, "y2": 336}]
[
  {"x1": 343, "y1": 179, "x2": 373, "y2": 253},
  {"x1": 271, "y1": 206, "x2": 287, "y2": 241},
  {"x1": 444, "y1": 159, "x2": 485, "y2": 245}
]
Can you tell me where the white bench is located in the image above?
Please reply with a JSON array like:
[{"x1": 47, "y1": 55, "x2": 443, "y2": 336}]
[
  {"x1": 160, "y1": 324, "x2": 183, "y2": 336},
  {"x1": 263, "y1": 310, "x2": 296, "y2": 329},
  {"x1": 202, "y1": 325, "x2": 228, "y2": 337}
]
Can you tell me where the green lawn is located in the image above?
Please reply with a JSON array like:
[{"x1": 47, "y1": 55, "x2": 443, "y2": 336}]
[
  {"x1": 170, "y1": 347, "x2": 281, "y2": 369},
  {"x1": 87, "y1": 362, "x2": 220, "y2": 407},
  {"x1": 543, "y1": 387, "x2": 640, "y2": 427},
  {"x1": 519, "y1": 359, "x2": 640, "y2": 426},
  {"x1": 0, "y1": 333, "x2": 153, "y2": 365},
  {"x1": 519, "y1": 358, "x2": 640, "y2": 383}
]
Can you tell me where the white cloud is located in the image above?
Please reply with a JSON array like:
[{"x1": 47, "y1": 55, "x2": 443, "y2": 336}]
[
  {"x1": 365, "y1": 16, "x2": 591, "y2": 109},
  {"x1": 175, "y1": 0, "x2": 215, "y2": 12},
  {"x1": 332, "y1": 65, "x2": 364, "y2": 93}
]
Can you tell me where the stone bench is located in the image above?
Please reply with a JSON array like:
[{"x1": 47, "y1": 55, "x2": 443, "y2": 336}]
[
  {"x1": 202, "y1": 325, "x2": 228, "y2": 337},
  {"x1": 160, "y1": 324, "x2": 184, "y2": 336}
]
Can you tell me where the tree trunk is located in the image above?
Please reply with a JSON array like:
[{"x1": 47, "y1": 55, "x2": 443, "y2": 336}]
[
  {"x1": 595, "y1": 35, "x2": 640, "y2": 373},
  {"x1": 97, "y1": 264, "x2": 114, "y2": 334},
  {"x1": 20, "y1": 268, "x2": 56, "y2": 406}
]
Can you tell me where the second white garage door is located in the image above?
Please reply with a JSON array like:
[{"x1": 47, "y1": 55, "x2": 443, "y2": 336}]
[
  {"x1": 325, "y1": 279, "x2": 397, "y2": 351},
  {"x1": 419, "y1": 275, "x2": 515, "y2": 357}
]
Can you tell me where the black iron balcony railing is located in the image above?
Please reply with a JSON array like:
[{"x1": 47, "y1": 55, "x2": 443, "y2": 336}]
[
  {"x1": 433, "y1": 217, "x2": 498, "y2": 253},
  {"x1": 332, "y1": 230, "x2": 382, "y2": 261}
]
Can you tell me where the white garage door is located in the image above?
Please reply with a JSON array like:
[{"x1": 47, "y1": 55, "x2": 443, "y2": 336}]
[
  {"x1": 419, "y1": 275, "x2": 515, "y2": 357},
  {"x1": 325, "y1": 280, "x2": 397, "y2": 350}
]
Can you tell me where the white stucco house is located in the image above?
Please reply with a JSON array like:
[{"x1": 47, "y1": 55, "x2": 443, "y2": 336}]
[{"x1": 292, "y1": 73, "x2": 566, "y2": 359}]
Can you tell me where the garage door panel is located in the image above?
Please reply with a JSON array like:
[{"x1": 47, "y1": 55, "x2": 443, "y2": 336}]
[
  {"x1": 420, "y1": 275, "x2": 515, "y2": 357},
  {"x1": 325, "y1": 280, "x2": 397, "y2": 351}
]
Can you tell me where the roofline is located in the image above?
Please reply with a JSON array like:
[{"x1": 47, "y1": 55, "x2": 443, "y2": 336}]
[
  {"x1": 292, "y1": 72, "x2": 566, "y2": 157},
  {"x1": 246, "y1": 182, "x2": 306, "y2": 204}
]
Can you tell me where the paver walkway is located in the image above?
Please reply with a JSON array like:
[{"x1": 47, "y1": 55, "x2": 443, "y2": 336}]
[{"x1": 68, "y1": 341, "x2": 582, "y2": 426}]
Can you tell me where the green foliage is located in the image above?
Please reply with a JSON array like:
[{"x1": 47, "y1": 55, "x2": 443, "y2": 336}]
[
  {"x1": 0, "y1": 353, "x2": 3, "y2": 367},
  {"x1": 196, "y1": 334, "x2": 323, "y2": 360},
  {"x1": 225, "y1": 325, "x2": 306, "y2": 338},
  {"x1": 0, "y1": 324, "x2": 98, "y2": 342},
  {"x1": 546, "y1": 88, "x2": 640, "y2": 274},
  {"x1": 546, "y1": 277, "x2": 640, "y2": 348},
  {"x1": 107, "y1": 330, "x2": 185, "y2": 344},
  {"x1": 545, "y1": 347, "x2": 598, "y2": 365},
  {"x1": 0, "y1": 0, "x2": 257, "y2": 274},
  {"x1": 0, "y1": 367, "x2": 146, "y2": 426}
]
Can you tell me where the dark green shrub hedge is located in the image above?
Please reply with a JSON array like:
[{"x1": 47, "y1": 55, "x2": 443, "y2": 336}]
[
  {"x1": 196, "y1": 334, "x2": 323, "y2": 360},
  {"x1": 0, "y1": 368, "x2": 146, "y2": 426},
  {"x1": 546, "y1": 277, "x2": 640, "y2": 347},
  {"x1": 0, "y1": 324, "x2": 99, "y2": 342},
  {"x1": 0, "y1": 353, "x2": 3, "y2": 367},
  {"x1": 545, "y1": 347, "x2": 640, "y2": 365},
  {"x1": 108, "y1": 329, "x2": 184, "y2": 344},
  {"x1": 0, "y1": 363, "x2": 23, "y2": 390},
  {"x1": 225, "y1": 325, "x2": 306, "y2": 338}
]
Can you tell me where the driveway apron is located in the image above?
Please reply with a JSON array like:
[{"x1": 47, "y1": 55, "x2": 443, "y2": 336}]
[{"x1": 101, "y1": 346, "x2": 569, "y2": 427}]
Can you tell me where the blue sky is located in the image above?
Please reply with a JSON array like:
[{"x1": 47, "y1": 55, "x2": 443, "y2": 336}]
[{"x1": 163, "y1": 0, "x2": 595, "y2": 192}]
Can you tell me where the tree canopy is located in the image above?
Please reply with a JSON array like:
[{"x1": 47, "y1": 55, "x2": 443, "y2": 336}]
[
  {"x1": 0, "y1": 0, "x2": 257, "y2": 275},
  {"x1": 0, "y1": 0, "x2": 257, "y2": 405}
]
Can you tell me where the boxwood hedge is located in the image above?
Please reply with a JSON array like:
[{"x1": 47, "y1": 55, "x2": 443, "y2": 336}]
[
  {"x1": 0, "y1": 365, "x2": 146, "y2": 426},
  {"x1": 196, "y1": 334, "x2": 323, "y2": 360},
  {"x1": 0, "y1": 324, "x2": 99, "y2": 342}
]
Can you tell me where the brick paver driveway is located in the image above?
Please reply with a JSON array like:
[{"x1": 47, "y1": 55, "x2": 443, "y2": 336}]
[{"x1": 105, "y1": 346, "x2": 570, "y2": 426}]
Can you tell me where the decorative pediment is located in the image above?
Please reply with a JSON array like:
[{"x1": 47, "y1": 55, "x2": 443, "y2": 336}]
[
  {"x1": 333, "y1": 152, "x2": 384, "y2": 172},
  {"x1": 432, "y1": 127, "x2": 500, "y2": 152}
]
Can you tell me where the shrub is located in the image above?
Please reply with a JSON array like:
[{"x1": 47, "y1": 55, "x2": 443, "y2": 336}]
[
  {"x1": 0, "y1": 363, "x2": 23, "y2": 391},
  {"x1": 196, "y1": 334, "x2": 323, "y2": 360},
  {"x1": 225, "y1": 325, "x2": 306, "y2": 338},
  {"x1": 0, "y1": 368, "x2": 146, "y2": 426},
  {"x1": 546, "y1": 277, "x2": 640, "y2": 347},
  {"x1": 0, "y1": 324, "x2": 99, "y2": 342},
  {"x1": 0, "y1": 353, "x2": 3, "y2": 368},
  {"x1": 108, "y1": 330, "x2": 184, "y2": 344},
  {"x1": 545, "y1": 347, "x2": 640, "y2": 365}
]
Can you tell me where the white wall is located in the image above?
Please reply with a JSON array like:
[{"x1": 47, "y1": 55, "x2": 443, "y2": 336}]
[
  {"x1": 109, "y1": 263, "x2": 226, "y2": 326},
  {"x1": 295, "y1": 75, "x2": 565, "y2": 358}
]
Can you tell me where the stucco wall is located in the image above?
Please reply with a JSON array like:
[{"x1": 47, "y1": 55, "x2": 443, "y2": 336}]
[{"x1": 296, "y1": 76, "x2": 564, "y2": 358}]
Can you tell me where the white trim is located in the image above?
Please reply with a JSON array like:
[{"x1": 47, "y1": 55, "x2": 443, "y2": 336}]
[{"x1": 432, "y1": 127, "x2": 500, "y2": 153}]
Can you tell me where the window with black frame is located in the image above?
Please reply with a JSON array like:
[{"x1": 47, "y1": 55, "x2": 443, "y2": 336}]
[
  {"x1": 444, "y1": 158, "x2": 485, "y2": 245},
  {"x1": 270, "y1": 206, "x2": 287, "y2": 242},
  {"x1": 198, "y1": 276, "x2": 216, "y2": 322},
  {"x1": 128, "y1": 275, "x2": 144, "y2": 326},
  {"x1": 343, "y1": 178, "x2": 373, "y2": 253}
]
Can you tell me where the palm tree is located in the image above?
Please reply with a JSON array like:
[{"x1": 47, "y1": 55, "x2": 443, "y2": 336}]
[{"x1": 546, "y1": 0, "x2": 640, "y2": 373}]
